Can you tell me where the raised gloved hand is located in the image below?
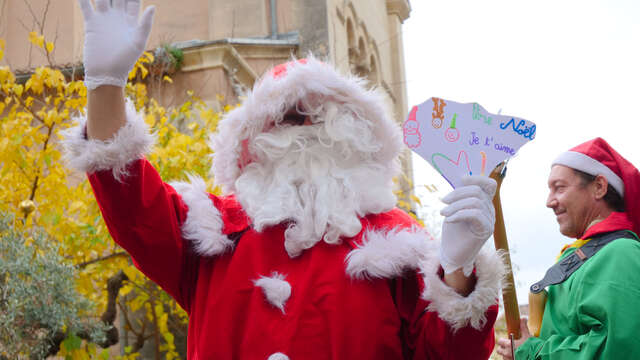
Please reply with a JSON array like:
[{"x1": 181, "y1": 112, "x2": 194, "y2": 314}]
[
  {"x1": 78, "y1": 0, "x2": 155, "y2": 90},
  {"x1": 439, "y1": 176, "x2": 497, "y2": 275}
]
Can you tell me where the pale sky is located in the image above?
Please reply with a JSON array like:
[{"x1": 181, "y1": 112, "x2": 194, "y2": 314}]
[{"x1": 403, "y1": 0, "x2": 640, "y2": 302}]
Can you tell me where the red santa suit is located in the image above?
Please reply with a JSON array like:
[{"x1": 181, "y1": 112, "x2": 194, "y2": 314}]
[{"x1": 63, "y1": 58, "x2": 504, "y2": 360}]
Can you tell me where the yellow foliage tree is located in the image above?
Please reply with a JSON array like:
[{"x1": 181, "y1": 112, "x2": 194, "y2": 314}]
[{"x1": 0, "y1": 30, "x2": 224, "y2": 359}]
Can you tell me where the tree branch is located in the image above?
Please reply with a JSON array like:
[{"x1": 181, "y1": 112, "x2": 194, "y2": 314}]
[
  {"x1": 149, "y1": 296, "x2": 161, "y2": 360},
  {"x1": 76, "y1": 252, "x2": 128, "y2": 269},
  {"x1": 28, "y1": 122, "x2": 54, "y2": 201},
  {"x1": 22, "y1": 0, "x2": 42, "y2": 30},
  {"x1": 41, "y1": 270, "x2": 130, "y2": 358}
]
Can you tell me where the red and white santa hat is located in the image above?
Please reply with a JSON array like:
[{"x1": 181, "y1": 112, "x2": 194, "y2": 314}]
[
  {"x1": 552, "y1": 137, "x2": 640, "y2": 234},
  {"x1": 209, "y1": 56, "x2": 403, "y2": 193}
]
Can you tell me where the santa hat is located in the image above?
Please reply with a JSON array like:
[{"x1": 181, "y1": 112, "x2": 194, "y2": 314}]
[
  {"x1": 209, "y1": 56, "x2": 403, "y2": 193},
  {"x1": 552, "y1": 137, "x2": 640, "y2": 234}
]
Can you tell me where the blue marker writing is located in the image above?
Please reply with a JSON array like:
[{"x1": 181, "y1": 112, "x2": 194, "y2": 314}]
[{"x1": 499, "y1": 118, "x2": 536, "y2": 140}]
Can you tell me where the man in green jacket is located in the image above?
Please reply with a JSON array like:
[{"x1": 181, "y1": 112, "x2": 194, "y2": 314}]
[{"x1": 497, "y1": 137, "x2": 640, "y2": 359}]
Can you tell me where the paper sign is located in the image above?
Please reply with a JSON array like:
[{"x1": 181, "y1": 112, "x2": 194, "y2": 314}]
[{"x1": 404, "y1": 97, "x2": 536, "y2": 188}]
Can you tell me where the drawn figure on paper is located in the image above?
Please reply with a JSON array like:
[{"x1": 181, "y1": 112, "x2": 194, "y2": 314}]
[
  {"x1": 403, "y1": 106, "x2": 422, "y2": 148},
  {"x1": 431, "y1": 97, "x2": 446, "y2": 129},
  {"x1": 431, "y1": 150, "x2": 473, "y2": 186},
  {"x1": 480, "y1": 151, "x2": 487, "y2": 176},
  {"x1": 444, "y1": 113, "x2": 460, "y2": 142}
]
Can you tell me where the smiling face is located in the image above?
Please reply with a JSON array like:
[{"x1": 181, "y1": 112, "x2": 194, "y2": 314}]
[
  {"x1": 403, "y1": 120, "x2": 418, "y2": 134},
  {"x1": 546, "y1": 165, "x2": 603, "y2": 238}
]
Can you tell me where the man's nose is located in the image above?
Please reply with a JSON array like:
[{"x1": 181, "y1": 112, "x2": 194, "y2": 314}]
[{"x1": 546, "y1": 194, "x2": 557, "y2": 209}]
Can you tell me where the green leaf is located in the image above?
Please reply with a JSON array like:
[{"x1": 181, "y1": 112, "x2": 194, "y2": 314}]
[
  {"x1": 11, "y1": 133, "x2": 22, "y2": 145},
  {"x1": 62, "y1": 333, "x2": 82, "y2": 352},
  {"x1": 44, "y1": 153, "x2": 52, "y2": 167},
  {"x1": 163, "y1": 331, "x2": 174, "y2": 343}
]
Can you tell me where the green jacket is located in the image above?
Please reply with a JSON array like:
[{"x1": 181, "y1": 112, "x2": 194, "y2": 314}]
[{"x1": 516, "y1": 232, "x2": 640, "y2": 359}]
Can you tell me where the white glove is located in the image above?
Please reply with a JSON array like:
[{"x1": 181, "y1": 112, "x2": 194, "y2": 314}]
[
  {"x1": 78, "y1": 0, "x2": 155, "y2": 90},
  {"x1": 439, "y1": 176, "x2": 497, "y2": 275}
]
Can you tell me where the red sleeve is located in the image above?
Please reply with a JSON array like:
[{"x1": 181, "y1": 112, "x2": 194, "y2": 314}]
[
  {"x1": 88, "y1": 158, "x2": 197, "y2": 311},
  {"x1": 392, "y1": 271, "x2": 498, "y2": 360},
  {"x1": 375, "y1": 209, "x2": 498, "y2": 359}
]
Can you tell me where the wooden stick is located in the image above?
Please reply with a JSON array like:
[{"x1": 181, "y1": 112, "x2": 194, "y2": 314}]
[{"x1": 490, "y1": 163, "x2": 521, "y2": 339}]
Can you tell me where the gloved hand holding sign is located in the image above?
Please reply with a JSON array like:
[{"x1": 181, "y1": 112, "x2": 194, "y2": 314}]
[{"x1": 439, "y1": 175, "x2": 496, "y2": 275}]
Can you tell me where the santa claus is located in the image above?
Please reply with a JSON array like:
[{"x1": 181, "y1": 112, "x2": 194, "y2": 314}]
[{"x1": 63, "y1": 1, "x2": 505, "y2": 359}]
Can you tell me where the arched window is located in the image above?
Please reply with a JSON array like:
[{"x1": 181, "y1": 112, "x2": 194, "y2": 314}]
[
  {"x1": 351, "y1": 37, "x2": 368, "y2": 77},
  {"x1": 368, "y1": 55, "x2": 378, "y2": 84},
  {"x1": 346, "y1": 18, "x2": 356, "y2": 50},
  {"x1": 347, "y1": 18, "x2": 357, "y2": 74}
]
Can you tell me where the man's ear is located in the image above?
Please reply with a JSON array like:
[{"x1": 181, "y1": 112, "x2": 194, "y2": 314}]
[{"x1": 594, "y1": 175, "x2": 609, "y2": 200}]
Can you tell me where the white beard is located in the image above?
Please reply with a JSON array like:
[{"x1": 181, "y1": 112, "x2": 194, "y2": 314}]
[{"x1": 234, "y1": 105, "x2": 398, "y2": 258}]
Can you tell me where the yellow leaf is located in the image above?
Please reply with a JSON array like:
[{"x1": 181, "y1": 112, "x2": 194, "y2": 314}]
[
  {"x1": 162, "y1": 75, "x2": 173, "y2": 83},
  {"x1": 0, "y1": 38, "x2": 5, "y2": 50},
  {"x1": 139, "y1": 66, "x2": 148, "y2": 79},
  {"x1": 143, "y1": 51, "x2": 154, "y2": 63},
  {"x1": 144, "y1": 113, "x2": 156, "y2": 127},
  {"x1": 28, "y1": 31, "x2": 38, "y2": 45},
  {"x1": 410, "y1": 194, "x2": 422, "y2": 206},
  {"x1": 128, "y1": 66, "x2": 138, "y2": 80},
  {"x1": 72, "y1": 349, "x2": 84, "y2": 360},
  {"x1": 26, "y1": 74, "x2": 44, "y2": 94},
  {"x1": 122, "y1": 266, "x2": 138, "y2": 281},
  {"x1": 68, "y1": 201, "x2": 84, "y2": 213},
  {"x1": 424, "y1": 184, "x2": 438, "y2": 193},
  {"x1": 162, "y1": 331, "x2": 174, "y2": 344},
  {"x1": 28, "y1": 32, "x2": 44, "y2": 48},
  {"x1": 120, "y1": 284, "x2": 133, "y2": 297},
  {"x1": 44, "y1": 109, "x2": 57, "y2": 126},
  {"x1": 129, "y1": 297, "x2": 143, "y2": 313},
  {"x1": 45, "y1": 41, "x2": 54, "y2": 53},
  {"x1": 12, "y1": 84, "x2": 23, "y2": 97}
]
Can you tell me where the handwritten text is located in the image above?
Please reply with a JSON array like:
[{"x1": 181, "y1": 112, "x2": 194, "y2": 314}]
[{"x1": 499, "y1": 118, "x2": 536, "y2": 140}]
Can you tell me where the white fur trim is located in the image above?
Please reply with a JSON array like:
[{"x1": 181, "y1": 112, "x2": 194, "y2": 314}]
[
  {"x1": 254, "y1": 272, "x2": 291, "y2": 314},
  {"x1": 210, "y1": 55, "x2": 403, "y2": 193},
  {"x1": 553, "y1": 151, "x2": 624, "y2": 196},
  {"x1": 345, "y1": 227, "x2": 432, "y2": 279},
  {"x1": 61, "y1": 99, "x2": 155, "y2": 181},
  {"x1": 421, "y1": 247, "x2": 505, "y2": 331},
  {"x1": 169, "y1": 175, "x2": 234, "y2": 256},
  {"x1": 267, "y1": 353, "x2": 290, "y2": 360}
]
